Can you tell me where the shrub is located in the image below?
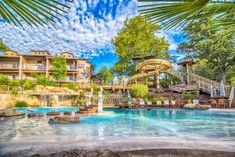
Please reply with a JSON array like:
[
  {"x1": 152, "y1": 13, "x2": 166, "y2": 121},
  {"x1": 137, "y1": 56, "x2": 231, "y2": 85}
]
[
  {"x1": 183, "y1": 92, "x2": 196, "y2": 101},
  {"x1": 11, "y1": 90, "x2": 18, "y2": 96},
  {"x1": 0, "y1": 85, "x2": 9, "y2": 90},
  {"x1": 15, "y1": 101, "x2": 28, "y2": 107},
  {"x1": 32, "y1": 72, "x2": 56, "y2": 87},
  {"x1": 90, "y1": 84, "x2": 99, "y2": 94},
  {"x1": 63, "y1": 84, "x2": 78, "y2": 91},
  {"x1": 157, "y1": 97, "x2": 167, "y2": 103},
  {"x1": 22, "y1": 80, "x2": 35, "y2": 90},
  {"x1": 144, "y1": 95, "x2": 157, "y2": 103},
  {"x1": 9, "y1": 80, "x2": 20, "y2": 88},
  {"x1": 130, "y1": 84, "x2": 148, "y2": 98},
  {"x1": 0, "y1": 74, "x2": 10, "y2": 84}
]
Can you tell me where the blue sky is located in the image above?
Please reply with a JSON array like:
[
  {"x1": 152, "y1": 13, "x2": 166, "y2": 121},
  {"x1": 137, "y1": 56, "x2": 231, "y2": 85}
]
[{"x1": 0, "y1": 0, "x2": 185, "y2": 73}]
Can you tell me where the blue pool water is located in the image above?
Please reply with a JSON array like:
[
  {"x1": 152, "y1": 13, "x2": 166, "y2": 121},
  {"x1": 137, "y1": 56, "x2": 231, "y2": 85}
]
[
  {"x1": 1, "y1": 108, "x2": 235, "y2": 142},
  {"x1": 16, "y1": 107, "x2": 79, "y2": 114}
]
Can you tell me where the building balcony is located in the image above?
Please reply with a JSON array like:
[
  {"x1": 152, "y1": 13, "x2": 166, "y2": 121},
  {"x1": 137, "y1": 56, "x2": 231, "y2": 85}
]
[
  {"x1": 0, "y1": 64, "x2": 19, "y2": 69},
  {"x1": 78, "y1": 74, "x2": 86, "y2": 79},
  {"x1": 67, "y1": 65, "x2": 77, "y2": 71},
  {"x1": 78, "y1": 64, "x2": 85, "y2": 68},
  {"x1": 23, "y1": 64, "x2": 46, "y2": 70}
]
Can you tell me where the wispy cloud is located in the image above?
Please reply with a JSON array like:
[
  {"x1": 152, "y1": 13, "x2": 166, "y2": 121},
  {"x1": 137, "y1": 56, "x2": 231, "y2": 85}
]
[
  {"x1": 0, "y1": 0, "x2": 137, "y2": 58},
  {"x1": 0, "y1": 0, "x2": 185, "y2": 65}
]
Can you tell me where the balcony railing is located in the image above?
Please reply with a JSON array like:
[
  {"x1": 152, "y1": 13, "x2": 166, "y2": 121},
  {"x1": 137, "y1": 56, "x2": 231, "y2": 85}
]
[
  {"x1": 23, "y1": 64, "x2": 46, "y2": 70},
  {"x1": 0, "y1": 64, "x2": 19, "y2": 69},
  {"x1": 78, "y1": 64, "x2": 85, "y2": 68},
  {"x1": 67, "y1": 65, "x2": 76, "y2": 71},
  {"x1": 78, "y1": 74, "x2": 86, "y2": 79}
]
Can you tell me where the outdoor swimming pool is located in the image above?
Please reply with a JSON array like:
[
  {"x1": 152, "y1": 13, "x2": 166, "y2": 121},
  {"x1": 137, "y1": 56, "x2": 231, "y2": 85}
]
[{"x1": 1, "y1": 108, "x2": 235, "y2": 143}]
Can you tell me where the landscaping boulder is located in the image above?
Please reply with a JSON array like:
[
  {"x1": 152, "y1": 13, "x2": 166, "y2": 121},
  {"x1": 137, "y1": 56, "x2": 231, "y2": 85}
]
[
  {"x1": 183, "y1": 104, "x2": 211, "y2": 110},
  {"x1": 196, "y1": 105, "x2": 211, "y2": 110},
  {"x1": 0, "y1": 108, "x2": 24, "y2": 117},
  {"x1": 28, "y1": 113, "x2": 44, "y2": 118},
  {"x1": 48, "y1": 115, "x2": 80, "y2": 124},
  {"x1": 183, "y1": 103, "x2": 197, "y2": 109},
  {"x1": 64, "y1": 111, "x2": 72, "y2": 115},
  {"x1": 46, "y1": 112, "x2": 60, "y2": 116}
]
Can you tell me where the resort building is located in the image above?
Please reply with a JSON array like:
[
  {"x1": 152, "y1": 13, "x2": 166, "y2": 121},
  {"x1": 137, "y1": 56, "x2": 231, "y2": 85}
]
[{"x1": 0, "y1": 50, "x2": 94, "y2": 85}]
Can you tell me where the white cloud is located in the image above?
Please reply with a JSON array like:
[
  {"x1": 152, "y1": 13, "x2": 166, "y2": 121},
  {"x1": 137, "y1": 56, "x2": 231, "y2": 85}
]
[
  {"x1": 156, "y1": 30, "x2": 182, "y2": 51},
  {"x1": 0, "y1": 0, "x2": 184, "y2": 63},
  {"x1": 0, "y1": 0, "x2": 137, "y2": 58}
]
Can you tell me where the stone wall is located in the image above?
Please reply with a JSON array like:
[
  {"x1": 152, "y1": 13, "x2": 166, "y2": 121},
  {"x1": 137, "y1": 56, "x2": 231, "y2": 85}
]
[
  {"x1": 0, "y1": 85, "x2": 81, "y2": 108},
  {"x1": 0, "y1": 93, "x2": 74, "y2": 108},
  {"x1": 0, "y1": 94, "x2": 41, "y2": 108}
]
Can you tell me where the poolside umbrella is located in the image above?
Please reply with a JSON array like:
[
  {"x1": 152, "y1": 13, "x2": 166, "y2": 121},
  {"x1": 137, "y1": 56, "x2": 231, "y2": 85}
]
[{"x1": 220, "y1": 80, "x2": 226, "y2": 97}]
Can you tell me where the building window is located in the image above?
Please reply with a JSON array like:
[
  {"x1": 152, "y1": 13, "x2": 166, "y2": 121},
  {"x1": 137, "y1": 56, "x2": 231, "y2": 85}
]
[
  {"x1": 78, "y1": 64, "x2": 85, "y2": 68},
  {"x1": 37, "y1": 61, "x2": 42, "y2": 64},
  {"x1": 69, "y1": 75, "x2": 74, "y2": 81}
]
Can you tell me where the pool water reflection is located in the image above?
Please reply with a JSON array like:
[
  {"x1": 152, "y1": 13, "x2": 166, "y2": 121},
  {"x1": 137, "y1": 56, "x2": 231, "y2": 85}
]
[{"x1": 1, "y1": 108, "x2": 235, "y2": 142}]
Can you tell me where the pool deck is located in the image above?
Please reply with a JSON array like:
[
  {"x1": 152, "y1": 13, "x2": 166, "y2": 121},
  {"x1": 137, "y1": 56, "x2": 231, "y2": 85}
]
[
  {"x1": 209, "y1": 108, "x2": 235, "y2": 112},
  {"x1": 1, "y1": 136, "x2": 235, "y2": 157}
]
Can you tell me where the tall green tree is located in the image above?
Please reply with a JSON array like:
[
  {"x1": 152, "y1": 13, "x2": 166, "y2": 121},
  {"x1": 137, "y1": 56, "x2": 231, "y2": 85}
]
[
  {"x1": 96, "y1": 66, "x2": 113, "y2": 85},
  {"x1": 52, "y1": 55, "x2": 67, "y2": 82},
  {"x1": 113, "y1": 16, "x2": 169, "y2": 76},
  {"x1": 178, "y1": 18, "x2": 235, "y2": 84},
  {"x1": 192, "y1": 59, "x2": 221, "y2": 82},
  {"x1": 138, "y1": 0, "x2": 235, "y2": 34},
  {"x1": 0, "y1": 40, "x2": 9, "y2": 55},
  {"x1": 0, "y1": 0, "x2": 70, "y2": 27}
]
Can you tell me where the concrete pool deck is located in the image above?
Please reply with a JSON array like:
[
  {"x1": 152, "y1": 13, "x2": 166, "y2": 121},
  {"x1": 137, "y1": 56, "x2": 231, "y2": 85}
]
[
  {"x1": 209, "y1": 108, "x2": 235, "y2": 112},
  {"x1": 1, "y1": 136, "x2": 235, "y2": 157}
]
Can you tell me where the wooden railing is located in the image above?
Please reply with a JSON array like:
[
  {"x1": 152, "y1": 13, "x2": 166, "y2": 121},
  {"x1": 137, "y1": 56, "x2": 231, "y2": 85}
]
[
  {"x1": 167, "y1": 69, "x2": 232, "y2": 96},
  {"x1": 167, "y1": 69, "x2": 184, "y2": 82},
  {"x1": 188, "y1": 73, "x2": 232, "y2": 96},
  {"x1": 131, "y1": 66, "x2": 233, "y2": 97}
]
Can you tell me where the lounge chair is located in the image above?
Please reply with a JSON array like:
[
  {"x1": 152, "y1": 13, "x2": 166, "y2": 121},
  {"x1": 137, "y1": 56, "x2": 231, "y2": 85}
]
[
  {"x1": 170, "y1": 100, "x2": 176, "y2": 108},
  {"x1": 146, "y1": 101, "x2": 152, "y2": 107},
  {"x1": 209, "y1": 99, "x2": 217, "y2": 108},
  {"x1": 217, "y1": 99, "x2": 228, "y2": 108},
  {"x1": 138, "y1": 99, "x2": 145, "y2": 108},
  {"x1": 156, "y1": 101, "x2": 162, "y2": 107},
  {"x1": 163, "y1": 100, "x2": 170, "y2": 108}
]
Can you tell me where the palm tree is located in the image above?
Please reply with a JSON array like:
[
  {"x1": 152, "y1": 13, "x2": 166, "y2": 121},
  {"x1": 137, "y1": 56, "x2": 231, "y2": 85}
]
[
  {"x1": 138, "y1": 0, "x2": 235, "y2": 33},
  {"x1": 0, "y1": 0, "x2": 70, "y2": 27}
]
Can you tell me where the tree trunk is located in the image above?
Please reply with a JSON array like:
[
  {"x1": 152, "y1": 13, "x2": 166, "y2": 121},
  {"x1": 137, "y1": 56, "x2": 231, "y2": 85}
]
[
  {"x1": 220, "y1": 69, "x2": 226, "y2": 96},
  {"x1": 221, "y1": 70, "x2": 226, "y2": 85}
]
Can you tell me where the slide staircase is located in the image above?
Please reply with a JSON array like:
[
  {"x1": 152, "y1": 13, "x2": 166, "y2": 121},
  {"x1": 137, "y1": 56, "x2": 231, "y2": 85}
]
[
  {"x1": 130, "y1": 59, "x2": 233, "y2": 98},
  {"x1": 167, "y1": 68, "x2": 232, "y2": 97}
]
